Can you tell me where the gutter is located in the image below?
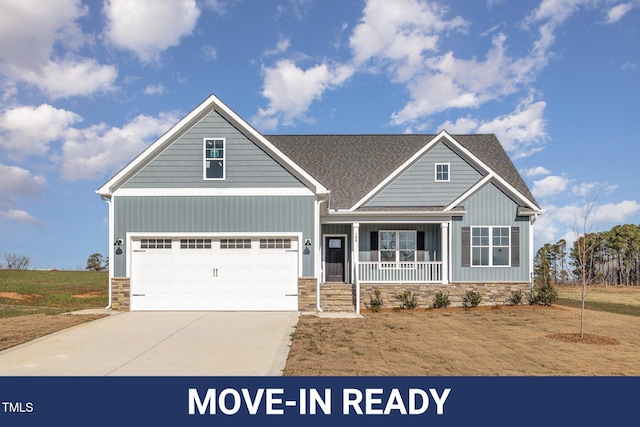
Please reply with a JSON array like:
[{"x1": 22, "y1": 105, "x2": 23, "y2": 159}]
[{"x1": 100, "y1": 195, "x2": 113, "y2": 310}]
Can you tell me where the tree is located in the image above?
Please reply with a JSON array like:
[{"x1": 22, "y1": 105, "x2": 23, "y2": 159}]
[
  {"x1": 4, "y1": 253, "x2": 31, "y2": 270},
  {"x1": 86, "y1": 253, "x2": 106, "y2": 271}
]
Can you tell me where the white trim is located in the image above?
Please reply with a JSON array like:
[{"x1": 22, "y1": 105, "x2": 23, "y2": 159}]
[
  {"x1": 97, "y1": 94, "x2": 328, "y2": 197},
  {"x1": 435, "y1": 162, "x2": 450, "y2": 182},
  {"x1": 444, "y1": 175, "x2": 492, "y2": 211},
  {"x1": 469, "y1": 226, "x2": 511, "y2": 267},
  {"x1": 203, "y1": 137, "x2": 226, "y2": 181},
  {"x1": 112, "y1": 187, "x2": 314, "y2": 197}
]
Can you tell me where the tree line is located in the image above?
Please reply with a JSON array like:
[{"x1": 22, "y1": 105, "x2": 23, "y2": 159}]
[{"x1": 535, "y1": 223, "x2": 640, "y2": 286}]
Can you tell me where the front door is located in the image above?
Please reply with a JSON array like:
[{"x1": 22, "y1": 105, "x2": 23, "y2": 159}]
[{"x1": 325, "y1": 237, "x2": 345, "y2": 282}]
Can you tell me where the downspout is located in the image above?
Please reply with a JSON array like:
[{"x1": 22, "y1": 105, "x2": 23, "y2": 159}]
[
  {"x1": 101, "y1": 195, "x2": 114, "y2": 309},
  {"x1": 529, "y1": 214, "x2": 538, "y2": 294},
  {"x1": 316, "y1": 193, "x2": 330, "y2": 313}
]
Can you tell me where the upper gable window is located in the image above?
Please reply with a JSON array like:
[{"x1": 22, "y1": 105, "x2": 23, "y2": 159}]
[
  {"x1": 435, "y1": 163, "x2": 450, "y2": 182},
  {"x1": 204, "y1": 138, "x2": 225, "y2": 180}
]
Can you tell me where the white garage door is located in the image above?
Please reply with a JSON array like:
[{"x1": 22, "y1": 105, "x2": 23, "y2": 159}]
[{"x1": 130, "y1": 236, "x2": 299, "y2": 311}]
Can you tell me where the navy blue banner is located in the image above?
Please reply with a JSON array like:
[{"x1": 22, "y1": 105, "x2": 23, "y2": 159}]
[{"x1": 0, "y1": 376, "x2": 636, "y2": 426}]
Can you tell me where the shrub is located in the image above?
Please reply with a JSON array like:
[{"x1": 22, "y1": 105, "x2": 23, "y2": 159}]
[
  {"x1": 529, "y1": 282, "x2": 558, "y2": 306},
  {"x1": 462, "y1": 290, "x2": 482, "y2": 308},
  {"x1": 368, "y1": 289, "x2": 383, "y2": 312},
  {"x1": 431, "y1": 291, "x2": 451, "y2": 309},
  {"x1": 506, "y1": 290, "x2": 524, "y2": 305},
  {"x1": 396, "y1": 290, "x2": 419, "y2": 309}
]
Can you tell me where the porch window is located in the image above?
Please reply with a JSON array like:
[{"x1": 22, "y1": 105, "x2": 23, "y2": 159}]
[
  {"x1": 471, "y1": 226, "x2": 510, "y2": 266},
  {"x1": 379, "y1": 231, "x2": 416, "y2": 263}
]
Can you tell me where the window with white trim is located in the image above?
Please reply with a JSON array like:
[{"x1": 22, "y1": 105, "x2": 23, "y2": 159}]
[
  {"x1": 204, "y1": 138, "x2": 225, "y2": 179},
  {"x1": 471, "y1": 227, "x2": 510, "y2": 266},
  {"x1": 379, "y1": 231, "x2": 416, "y2": 262},
  {"x1": 435, "y1": 163, "x2": 450, "y2": 182}
]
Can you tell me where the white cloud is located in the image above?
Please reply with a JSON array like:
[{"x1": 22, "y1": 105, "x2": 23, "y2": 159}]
[
  {"x1": 104, "y1": 0, "x2": 200, "y2": 62},
  {"x1": 439, "y1": 116, "x2": 479, "y2": 134},
  {"x1": 0, "y1": 163, "x2": 46, "y2": 226},
  {"x1": 60, "y1": 112, "x2": 180, "y2": 180},
  {"x1": 202, "y1": 45, "x2": 218, "y2": 61},
  {"x1": 532, "y1": 175, "x2": 570, "y2": 198},
  {"x1": 20, "y1": 60, "x2": 117, "y2": 99},
  {"x1": 0, "y1": 209, "x2": 41, "y2": 226},
  {"x1": 253, "y1": 59, "x2": 354, "y2": 130},
  {"x1": 524, "y1": 166, "x2": 551, "y2": 177},
  {"x1": 0, "y1": 104, "x2": 82, "y2": 158},
  {"x1": 144, "y1": 84, "x2": 166, "y2": 95},
  {"x1": 595, "y1": 200, "x2": 640, "y2": 222},
  {"x1": 264, "y1": 38, "x2": 291, "y2": 56},
  {"x1": 605, "y1": 3, "x2": 636, "y2": 24}
]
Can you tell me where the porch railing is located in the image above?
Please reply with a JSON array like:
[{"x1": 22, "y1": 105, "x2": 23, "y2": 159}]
[{"x1": 358, "y1": 261, "x2": 442, "y2": 283}]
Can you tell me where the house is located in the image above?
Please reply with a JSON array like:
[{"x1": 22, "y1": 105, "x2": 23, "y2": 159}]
[{"x1": 97, "y1": 94, "x2": 543, "y2": 313}]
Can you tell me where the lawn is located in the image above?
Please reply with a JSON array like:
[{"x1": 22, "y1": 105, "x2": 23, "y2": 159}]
[{"x1": 0, "y1": 270, "x2": 109, "y2": 318}]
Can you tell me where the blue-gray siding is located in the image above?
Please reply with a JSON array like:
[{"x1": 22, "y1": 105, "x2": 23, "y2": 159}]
[
  {"x1": 366, "y1": 141, "x2": 484, "y2": 207},
  {"x1": 123, "y1": 110, "x2": 304, "y2": 188},
  {"x1": 113, "y1": 195, "x2": 315, "y2": 277},
  {"x1": 451, "y1": 183, "x2": 531, "y2": 282}
]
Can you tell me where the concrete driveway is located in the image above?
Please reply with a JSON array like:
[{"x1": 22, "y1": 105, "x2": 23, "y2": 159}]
[{"x1": 0, "y1": 311, "x2": 300, "y2": 376}]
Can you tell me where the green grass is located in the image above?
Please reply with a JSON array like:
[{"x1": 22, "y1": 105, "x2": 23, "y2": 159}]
[
  {"x1": 555, "y1": 298, "x2": 640, "y2": 317},
  {"x1": 0, "y1": 270, "x2": 108, "y2": 318}
]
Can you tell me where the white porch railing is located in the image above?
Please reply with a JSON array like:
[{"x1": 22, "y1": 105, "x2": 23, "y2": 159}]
[{"x1": 358, "y1": 261, "x2": 442, "y2": 283}]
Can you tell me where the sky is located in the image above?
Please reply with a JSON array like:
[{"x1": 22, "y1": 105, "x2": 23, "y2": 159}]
[{"x1": 0, "y1": 0, "x2": 639, "y2": 270}]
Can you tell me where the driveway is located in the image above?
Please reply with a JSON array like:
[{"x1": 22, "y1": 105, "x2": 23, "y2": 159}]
[{"x1": 0, "y1": 311, "x2": 300, "y2": 376}]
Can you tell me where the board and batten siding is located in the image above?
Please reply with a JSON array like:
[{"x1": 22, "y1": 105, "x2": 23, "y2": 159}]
[
  {"x1": 122, "y1": 110, "x2": 304, "y2": 189},
  {"x1": 451, "y1": 183, "x2": 531, "y2": 283},
  {"x1": 366, "y1": 141, "x2": 485, "y2": 207},
  {"x1": 112, "y1": 195, "x2": 315, "y2": 277}
]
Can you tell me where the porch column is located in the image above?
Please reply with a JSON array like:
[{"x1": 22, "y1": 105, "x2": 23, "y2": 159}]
[
  {"x1": 441, "y1": 222, "x2": 449, "y2": 284},
  {"x1": 352, "y1": 222, "x2": 360, "y2": 314}
]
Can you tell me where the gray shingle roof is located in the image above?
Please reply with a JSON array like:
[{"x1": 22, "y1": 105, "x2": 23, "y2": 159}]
[{"x1": 266, "y1": 134, "x2": 539, "y2": 211}]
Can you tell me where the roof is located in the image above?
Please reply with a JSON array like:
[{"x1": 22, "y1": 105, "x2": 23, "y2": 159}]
[{"x1": 267, "y1": 133, "x2": 539, "y2": 211}]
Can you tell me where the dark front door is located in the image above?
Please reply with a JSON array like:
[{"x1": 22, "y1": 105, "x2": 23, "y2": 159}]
[{"x1": 325, "y1": 237, "x2": 345, "y2": 282}]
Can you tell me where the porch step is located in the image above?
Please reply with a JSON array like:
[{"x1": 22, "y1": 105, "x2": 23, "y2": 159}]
[{"x1": 320, "y1": 283, "x2": 356, "y2": 312}]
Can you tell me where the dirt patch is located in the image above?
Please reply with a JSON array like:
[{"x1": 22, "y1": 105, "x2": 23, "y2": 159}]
[
  {"x1": 0, "y1": 292, "x2": 41, "y2": 302},
  {"x1": 284, "y1": 305, "x2": 640, "y2": 376},
  {"x1": 72, "y1": 291, "x2": 104, "y2": 299},
  {"x1": 0, "y1": 314, "x2": 107, "y2": 351},
  {"x1": 547, "y1": 333, "x2": 620, "y2": 345}
]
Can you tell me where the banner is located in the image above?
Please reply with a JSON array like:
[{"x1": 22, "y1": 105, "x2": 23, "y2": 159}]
[{"x1": 0, "y1": 376, "x2": 636, "y2": 426}]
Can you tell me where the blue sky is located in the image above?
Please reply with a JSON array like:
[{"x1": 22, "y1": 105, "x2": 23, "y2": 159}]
[{"x1": 0, "y1": 0, "x2": 639, "y2": 270}]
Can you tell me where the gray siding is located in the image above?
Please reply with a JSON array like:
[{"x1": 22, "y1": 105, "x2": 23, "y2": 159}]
[
  {"x1": 113, "y1": 195, "x2": 315, "y2": 277},
  {"x1": 367, "y1": 141, "x2": 484, "y2": 207},
  {"x1": 123, "y1": 110, "x2": 304, "y2": 188},
  {"x1": 451, "y1": 183, "x2": 531, "y2": 282}
]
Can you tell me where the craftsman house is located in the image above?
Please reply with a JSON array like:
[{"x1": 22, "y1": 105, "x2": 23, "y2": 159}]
[{"x1": 97, "y1": 94, "x2": 543, "y2": 312}]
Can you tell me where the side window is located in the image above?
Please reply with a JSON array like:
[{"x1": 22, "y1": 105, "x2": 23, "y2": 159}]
[{"x1": 204, "y1": 138, "x2": 225, "y2": 180}]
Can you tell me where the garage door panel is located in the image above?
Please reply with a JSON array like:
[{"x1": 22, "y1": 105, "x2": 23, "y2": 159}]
[{"x1": 131, "y1": 237, "x2": 299, "y2": 311}]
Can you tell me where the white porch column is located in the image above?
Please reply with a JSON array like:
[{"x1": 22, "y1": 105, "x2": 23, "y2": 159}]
[
  {"x1": 352, "y1": 222, "x2": 360, "y2": 314},
  {"x1": 441, "y1": 222, "x2": 449, "y2": 284}
]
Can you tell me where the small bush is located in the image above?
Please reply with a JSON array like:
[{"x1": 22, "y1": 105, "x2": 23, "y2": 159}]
[
  {"x1": 529, "y1": 282, "x2": 558, "y2": 306},
  {"x1": 368, "y1": 289, "x2": 383, "y2": 312},
  {"x1": 462, "y1": 290, "x2": 482, "y2": 308},
  {"x1": 431, "y1": 291, "x2": 451, "y2": 309},
  {"x1": 506, "y1": 290, "x2": 524, "y2": 305},
  {"x1": 396, "y1": 290, "x2": 419, "y2": 310}
]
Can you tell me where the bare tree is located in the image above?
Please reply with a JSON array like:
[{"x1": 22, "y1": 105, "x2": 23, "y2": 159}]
[
  {"x1": 572, "y1": 194, "x2": 599, "y2": 338},
  {"x1": 4, "y1": 253, "x2": 32, "y2": 270}
]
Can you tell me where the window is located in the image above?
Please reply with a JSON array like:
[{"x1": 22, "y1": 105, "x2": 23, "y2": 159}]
[
  {"x1": 204, "y1": 138, "x2": 225, "y2": 179},
  {"x1": 141, "y1": 239, "x2": 172, "y2": 249},
  {"x1": 220, "y1": 238, "x2": 251, "y2": 249},
  {"x1": 435, "y1": 163, "x2": 450, "y2": 182},
  {"x1": 180, "y1": 239, "x2": 212, "y2": 249},
  {"x1": 471, "y1": 227, "x2": 510, "y2": 266},
  {"x1": 260, "y1": 238, "x2": 292, "y2": 249},
  {"x1": 379, "y1": 231, "x2": 416, "y2": 263}
]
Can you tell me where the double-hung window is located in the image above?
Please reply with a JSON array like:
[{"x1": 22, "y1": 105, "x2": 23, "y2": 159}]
[
  {"x1": 435, "y1": 163, "x2": 450, "y2": 182},
  {"x1": 379, "y1": 231, "x2": 416, "y2": 263},
  {"x1": 471, "y1": 226, "x2": 510, "y2": 266},
  {"x1": 204, "y1": 138, "x2": 225, "y2": 179}
]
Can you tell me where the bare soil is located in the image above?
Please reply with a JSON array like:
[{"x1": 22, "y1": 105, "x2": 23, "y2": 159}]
[{"x1": 283, "y1": 305, "x2": 640, "y2": 376}]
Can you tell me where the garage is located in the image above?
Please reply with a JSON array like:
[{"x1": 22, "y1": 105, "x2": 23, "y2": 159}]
[{"x1": 129, "y1": 236, "x2": 299, "y2": 311}]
